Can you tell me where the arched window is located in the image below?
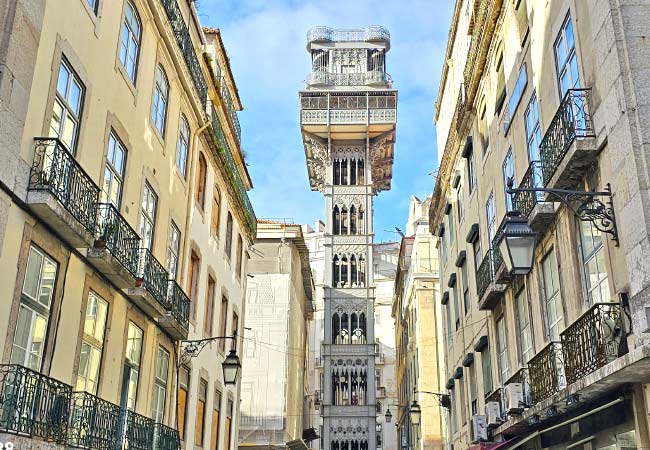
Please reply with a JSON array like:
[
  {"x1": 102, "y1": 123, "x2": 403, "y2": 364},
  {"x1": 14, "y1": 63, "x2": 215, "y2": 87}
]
[
  {"x1": 358, "y1": 160, "x2": 365, "y2": 184},
  {"x1": 334, "y1": 159, "x2": 341, "y2": 185},
  {"x1": 332, "y1": 312, "x2": 341, "y2": 343},
  {"x1": 350, "y1": 159, "x2": 357, "y2": 185},
  {"x1": 119, "y1": 1, "x2": 141, "y2": 83},
  {"x1": 152, "y1": 65, "x2": 169, "y2": 136},
  {"x1": 176, "y1": 115, "x2": 190, "y2": 177},
  {"x1": 341, "y1": 158, "x2": 348, "y2": 185},
  {"x1": 195, "y1": 153, "x2": 207, "y2": 209},
  {"x1": 341, "y1": 207, "x2": 348, "y2": 234},
  {"x1": 332, "y1": 255, "x2": 340, "y2": 286},
  {"x1": 358, "y1": 256, "x2": 366, "y2": 287},
  {"x1": 358, "y1": 207, "x2": 365, "y2": 235},
  {"x1": 333, "y1": 206, "x2": 341, "y2": 235},
  {"x1": 340, "y1": 313, "x2": 349, "y2": 344},
  {"x1": 340, "y1": 255, "x2": 349, "y2": 287},
  {"x1": 350, "y1": 205, "x2": 357, "y2": 234},
  {"x1": 350, "y1": 255, "x2": 358, "y2": 286}
]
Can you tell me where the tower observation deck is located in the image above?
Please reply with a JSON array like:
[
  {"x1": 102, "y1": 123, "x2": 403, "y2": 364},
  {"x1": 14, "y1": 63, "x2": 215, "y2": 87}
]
[{"x1": 299, "y1": 25, "x2": 397, "y2": 450}]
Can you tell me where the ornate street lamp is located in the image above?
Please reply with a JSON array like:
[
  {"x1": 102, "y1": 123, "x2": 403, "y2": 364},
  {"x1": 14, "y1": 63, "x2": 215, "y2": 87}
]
[
  {"x1": 495, "y1": 211, "x2": 538, "y2": 275},
  {"x1": 178, "y1": 335, "x2": 240, "y2": 385},
  {"x1": 222, "y1": 349, "x2": 242, "y2": 385},
  {"x1": 385, "y1": 407, "x2": 392, "y2": 423},
  {"x1": 409, "y1": 400, "x2": 421, "y2": 426}
]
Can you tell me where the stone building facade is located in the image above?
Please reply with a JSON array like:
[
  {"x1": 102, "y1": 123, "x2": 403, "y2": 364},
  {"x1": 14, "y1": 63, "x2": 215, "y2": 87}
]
[
  {"x1": 0, "y1": 2, "x2": 254, "y2": 450},
  {"x1": 431, "y1": 0, "x2": 650, "y2": 448},
  {"x1": 299, "y1": 26, "x2": 397, "y2": 450}
]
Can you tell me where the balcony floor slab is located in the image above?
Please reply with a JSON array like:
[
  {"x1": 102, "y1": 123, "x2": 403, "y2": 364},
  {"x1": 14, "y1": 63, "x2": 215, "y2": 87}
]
[
  {"x1": 528, "y1": 202, "x2": 557, "y2": 233},
  {"x1": 495, "y1": 343, "x2": 650, "y2": 437},
  {"x1": 545, "y1": 137, "x2": 599, "y2": 191},
  {"x1": 27, "y1": 191, "x2": 95, "y2": 248},
  {"x1": 157, "y1": 314, "x2": 188, "y2": 341},
  {"x1": 125, "y1": 286, "x2": 168, "y2": 320},
  {"x1": 479, "y1": 283, "x2": 507, "y2": 311},
  {"x1": 87, "y1": 247, "x2": 136, "y2": 289}
]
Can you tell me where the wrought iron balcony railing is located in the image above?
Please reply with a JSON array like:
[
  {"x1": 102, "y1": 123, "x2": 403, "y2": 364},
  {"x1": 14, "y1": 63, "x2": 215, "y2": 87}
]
[
  {"x1": 300, "y1": 92, "x2": 397, "y2": 110},
  {"x1": 209, "y1": 103, "x2": 257, "y2": 233},
  {"x1": 528, "y1": 341, "x2": 566, "y2": 404},
  {"x1": 476, "y1": 249, "x2": 503, "y2": 299},
  {"x1": 95, "y1": 203, "x2": 142, "y2": 277},
  {"x1": 29, "y1": 138, "x2": 100, "y2": 232},
  {"x1": 307, "y1": 26, "x2": 390, "y2": 44},
  {"x1": 136, "y1": 248, "x2": 170, "y2": 307},
  {"x1": 166, "y1": 280, "x2": 190, "y2": 331},
  {"x1": 512, "y1": 161, "x2": 545, "y2": 217},
  {"x1": 560, "y1": 302, "x2": 625, "y2": 385},
  {"x1": 219, "y1": 82, "x2": 241, "y2": 145},
  {"x1": 159, "y1": 0, "x2": 208, "y2": 107},
  {"x1": 306, "y1": 71, "x2": 391, "y2": 87},
  {"x1": 0, "y1": 364, "x2": 72, "y2": 444},
  {"x1": 153, "y1": 422, "x2": 181, "y2": 450},
  {"x1": 540, "y1": 88, "x2": 595, "y2": 186},
  {"x1": 124, "y1": 410, "x2": 155, "y2": 450},
  {"x1": 68, "y1": 391, "x2": 121, "y2": 450}
]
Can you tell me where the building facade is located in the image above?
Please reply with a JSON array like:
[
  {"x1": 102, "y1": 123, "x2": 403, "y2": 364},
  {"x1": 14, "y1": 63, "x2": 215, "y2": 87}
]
[
  {"x1": 392, "y1": 196, "x2": 444, "y2": 450},
  {"x1": 299, "y1": 26, "x2": 397, "y2": 450},
  {"x1": 0, "y1": 2, "x2": 255, "y2": 450},
  {"x1": 238, "y1": 220, "x2": 314, "y2": 449},
  {"x1": 432, "y1": 0, "x2": 650, "y2": 448}
]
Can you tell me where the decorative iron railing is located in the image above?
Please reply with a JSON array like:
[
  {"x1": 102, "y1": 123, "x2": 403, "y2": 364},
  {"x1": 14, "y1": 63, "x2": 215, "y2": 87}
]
[
  {"x1": 123, "y1": 410, "x2": 154, "y2": 450},
  {"x1": 136, "y1": 249, "x2": 169, "y2": 307},
  {"x1": 540, "y1": 88, "x2": 595, "y2": 186},
  {"x1": 29, "y1": 138, "x2": 100, "y2": 232},
  {"x1": 209, "y1": 103, "x2": 257, "y2": 233},
  {"x1": 166, "y1": 280, "x2": 190, "y2": 331},
  {"x1": 68, "y1": 391, "x2": 121, "y2": 450},
  {"x1": 300, "y1": 93, "x2": 397, "y2": 110},
  {"x1": 512, "y1": 161, "x2": 545, "y2": 217},
  {"x1": 153, "y1": 422, "x2": 180, "y2": 450},
  {"x1": 220, "y1": 82, "x2": 241, "y2": 144},
  {"x1": 0, "y1": 364, "x2": 72, "y2": 444},
  {"x1": 159, "y1": 0, "x2": 208, "y2": 107},
  {"x1": 476, "y1": 249, "x2": 503, "y2": 299},
  {"x1": 95, "y1": 203, "x2": 141, "y2": 277},
  {"x1": 307, "y1": 26, "x2": 390, "y2": 44},
  {"x1": 561, "y1": 302, "x2": 625, "y2": 385},
  {"x1": 306, "y1": 71, "x2": 391, "y2": 87},
  {"x1": 528, "y1": 341, "x2": 566, "y2": 404}
]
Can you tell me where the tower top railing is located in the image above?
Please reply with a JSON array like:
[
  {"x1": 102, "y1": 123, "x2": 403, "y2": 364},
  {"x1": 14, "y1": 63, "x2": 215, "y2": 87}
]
[{"x1": 307, "y1": 26, "x2": 390, "y2": 48}]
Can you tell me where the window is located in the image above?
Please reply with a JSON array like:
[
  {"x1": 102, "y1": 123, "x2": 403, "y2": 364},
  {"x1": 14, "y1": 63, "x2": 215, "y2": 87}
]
[
  {"x1": 167, "y1": 222, "x2": 181, "y2": 280},
  {"x1": 502, "y1": 149, "x2": 515, "y2": 211},
  {"x1": 524, "y1": 94, "x2": 542, "y2": 163},
  {"x1": 452, "y1": 283, "x2": 460, "y2": 330},
  {"x1": 440, "y1": 234, "x2": 447, "y2": 265},
  {"x1": 152, "y1": 346, "x2": 170, "y2": 423},
  {"x1": 196, "y1": 153, "x2": 207, "y2": 209},
  {"x1": 76, "y1": 291, "x2": 108, "y2": 394},
  {"x1": 101, "y1": 132, "x2": 127, "y2": 207},
  {"x1": 177, "y1": 116, "x2": 190, "y2": 177},
  {"x1": 495, "y1": 49, "x2": 506, "y2": 114},
  {"x1": 448, "y1": 209, "x2": 455, "y2": 244},
  {"x1": 508, "y1": 63, "x2": 528, "y2": 118},
  {"x1": 178, "y1": 367, "x2": 190, "y2": 440},
  {"x1": 188, "y1": 251, "x2": 200, "y2": 320},
  {"x1": 554, "y1": 14, "x2": 580, "y2": 96},
  {"x1": 218, "y1": 296, "x2": 228, "y2": 352},
  {"x1": 481, "y1": 345, "x2": 493, "y2": 395},
  {"x1": 462, "y1": 263, "x2": 470, "y2": 316},
  {"x1": 87, "y1": 0, "x2": 98, "y2": 14},
  {"x1": 516, "y1": 289, "x2": 533, "y2": 365},
  {"x1": 119, "y1": 1, "x2": 141, "y2": 83},
  {"x1": 486, "y1": 192, "x2": 496, "y2": 243},
  {"x1": 196, "y1": 379, "x2": 208, "y2": 446},
  {"x1": 236, "y1": 235, "x2": 243, "y2": 278},
  {"x1": 225, "y1": 400, "x2": 233, "y2": 450},
  {"x1": 468, "y1": 152, "x2": 476, "y2": 194},
  {"x1": 496, "y1": 308, "x2": 509, "y2": 384},
  {"x1": 450, "y1": 391, "x2": 457, "y2": 434},
  {"x1": 469, "y1": 363, "x2": 478, "y2": 415},
  {"x1": 376, "y1": 423, "x2": 382, "y2": 448},
  {"x1": 578, "y1": 222, "x2": 609, "y2": 304},
  {"x1": 152, "y1": 65, "x2": 169, "y2": 136},
  {"x1": 542, "y1": 248, "x2": 564, "y2": 340},
  {"x1": 457, "y1": 183, "x2": 464, "y2": 222},
  {"x1": 479, "y1": 101, "x2": 489, "y2": 153},
  {"x1": 122, "y1": 322, "x2": 143, "y2": 411},
  {"x1": 211, "y1": 390, "x2": 222, "y2": 450},
  {"x1": 211, "y1": 188, "x2": 221, "y2": 236},
  {"x1": 139, "y1": 183, "x2": 158, "y2": 250},
  {"x1": 473, "y1": 238, "x2": 482, "y2": 275},
  {"x1": 11, "y1": 245, "x2": 58, "y2": 370},
  {"x1": 205, "y1": 276, "x2": 216, "y2": 335},
  {"x1": 231, "y1": 312, "x2": 239, "y2": 352},
  {"x1": 458, "y1": 372, "x2": 466, "y2": 424},
  {"x1": 445, "y1": 305, "x2": 453, "y2": 346},
  {"x1": 50, "y1": 59, "x2": 84, "y2": 152},
  {"x1": 225, "y1": 213, "x2": 234, "y2": 260}
]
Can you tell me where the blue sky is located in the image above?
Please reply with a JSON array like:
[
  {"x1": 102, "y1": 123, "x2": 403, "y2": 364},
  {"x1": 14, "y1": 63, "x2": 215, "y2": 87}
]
[{"x1": 197, "y1": 0, "x2": 454, "y2": 242}]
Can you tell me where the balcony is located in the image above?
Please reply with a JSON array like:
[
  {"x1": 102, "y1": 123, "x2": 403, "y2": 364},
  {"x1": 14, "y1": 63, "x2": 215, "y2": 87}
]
[
  {"x1": 220, "y1": 82, "x2": 241, "y2": 145},
  {"x1": 27, "y1": 138, "x2": 99, "y2": 248},
  {"x1": 476, "y1": 249, "x2": 507, "y2": 310},
  {"x1": 159, "y1": 0, "x2": 208, "y2": 107},
  {"x1": 0, "y1": 364, "x2": 72, "y2": 444},
  {"x1": 153, "y1": 422, "x2": 181, "y2": 450},
  {"x1": 528, "y1": 342, "x2": 566, "y2": 404},
  {"x1": 560, "y1": 302, "x2": 626, "y2": 385},
  {"x1": 88, "y1": 203, "x2": 141, "y2": 289},
  {"x1": 68, "y1": 391, "x2": 121, "y2": 450},
  {"x1": 126, "y1": 249, "x2": 170, "y2": 320},
  {"x1": 540, "y1": 89, "x2": 597, "y2": 190},
  {"x1": 512, "y1": 161, "x2": 556, "y2": 232},
  {"x1": 306, "y1": 26, "x2": 390, "y2": 48},
  {"x1": 157, "y1": 280, "x2": 190, "y2": 340},
  {"x1": 306, "y1": 71, "x2": 392, "y2": 87},
  {"x1": 463, "y1": 0, "x2": 502, "y2": 99},
  {"x1": 124, "y1": 410, "x2": 154, "y2": 450}
]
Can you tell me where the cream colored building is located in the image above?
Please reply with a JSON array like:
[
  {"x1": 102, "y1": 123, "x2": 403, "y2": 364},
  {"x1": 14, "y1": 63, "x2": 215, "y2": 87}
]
[
  {"x1": 392, "y1": 196, "x2": 444, "y2": 450},
  {"x1": 0, "y1": 2, "x2": 254, "y2": 450},
  {"x1": 238, "y1": 220, "x2": 314, "y2": 450},
  {"x1": 432, "y1": 0, "x2": 650, "y2": 448}
]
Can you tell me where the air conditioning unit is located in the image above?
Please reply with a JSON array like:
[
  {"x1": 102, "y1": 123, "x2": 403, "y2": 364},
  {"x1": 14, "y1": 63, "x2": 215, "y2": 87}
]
[
  {"x1": 485, "y1": 401, "x2": 501, "y2": 428},
  {"x1": 471, "y1": 414, "x2": 488, "y2": 443},
  {"x1": 505, "y1": 382, "x2": 524, "y2": 414}
]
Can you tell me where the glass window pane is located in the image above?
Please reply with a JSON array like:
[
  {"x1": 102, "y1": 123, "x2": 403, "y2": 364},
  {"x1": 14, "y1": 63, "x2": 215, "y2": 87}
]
[
  {"x1": 38, "y1": 256, "x2": 57, "y2": 308},
  {"x1": 29, "y1": 314, "x2": 48, "y2": 370},
  {"x1": 11, "y1": 305, "x2": 33, "y2": 366},
  {"x1": 22, "y1": 248, "x2": 44, "y2": 301},
  {"x1": 57, "y1": 63, "x2": 70, "y2": 97}
]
